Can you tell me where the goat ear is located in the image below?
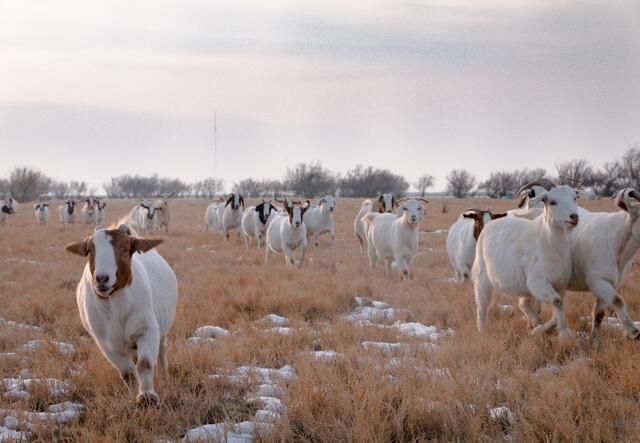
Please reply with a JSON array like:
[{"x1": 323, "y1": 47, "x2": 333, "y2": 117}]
[
  {"x1": 516, "y1": 193, "x2": 528, "y2": 208},
  {"x1": 491, "y1": 212, "x2": 508, "y2": 220},
  {"x1": 66, "y1": 239, "x2": 90, "y2": 256},
  {"x1": 130, "y1": 238, "x2": 163, "y2": 255},
  {"x1": 462, "y1": 211, "x2": 479, "y2": 220}
]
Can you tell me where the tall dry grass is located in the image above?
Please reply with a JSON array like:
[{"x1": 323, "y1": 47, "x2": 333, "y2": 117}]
[{"x1": 1, "y1": 197, "x2": 639, "y2": 441}]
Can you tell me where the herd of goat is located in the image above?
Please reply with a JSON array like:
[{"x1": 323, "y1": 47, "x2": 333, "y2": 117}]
[{"x1": 2, "y1": 180, "x2": 640, "y2": 405}]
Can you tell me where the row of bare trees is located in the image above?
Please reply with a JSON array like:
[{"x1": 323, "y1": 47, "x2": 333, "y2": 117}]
[{"x1": 2, "y1": 146, "x2": 639, "y2": 201}]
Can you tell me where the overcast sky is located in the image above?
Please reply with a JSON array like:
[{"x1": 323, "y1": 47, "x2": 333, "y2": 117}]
[{"x1": 1, "y1": 0, "x2": 639, "y2": 192}]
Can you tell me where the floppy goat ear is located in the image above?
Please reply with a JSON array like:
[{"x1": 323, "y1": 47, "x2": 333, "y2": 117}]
[
  {"x1": 491, "y1": 212, "x2": 508, "y2": 220},
  {"x1": 462, "y1": 211, "x2": 480, "y2": 220},
  {"x1": 66, "y1": 238, "x2": 90, "y2": 256},
  {"x1": 130, "y1": 238, "x2": 163, "y2": 255}
]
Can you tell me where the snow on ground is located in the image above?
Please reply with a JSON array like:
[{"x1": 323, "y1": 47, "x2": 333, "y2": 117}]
[
  {"x1": 259, "y1": 314, "x2": 288, "y2": 327},
  {"x1": 22, "y1": 339, "x2": 75, "y2": 358},
  {"x1": 0, "y1": 318, "x2": 40, "y2": 332},
  {"x1": 580, "y1": 316, "x2": 640, "y2": 330}
]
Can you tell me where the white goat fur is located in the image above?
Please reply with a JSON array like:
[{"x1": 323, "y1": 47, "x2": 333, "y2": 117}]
[
  {"x1": 204, "y1": 202, "x2": 221, "y2": 232},
  {"x1": 58, "y1": 200, "x2": 77, "y2": 229},
  {"x1": 34, "y1": 203, "x2": 50, "y2": 225},
  {"x1": 69, "y1": 227, "x2": 177, "y2": 405},
  {"x1": 303, "y1": 195, "x2": 337, "y2": 247},
  {"x1": 266, "y1": 206, "x2": 308, "y2": 268},
  {"x1": 242, "y1": 201, "x2": 277, "y2": 248},
  {"x1": 221, "y1": 193, "x2": 244, "y2": 241},
  {"x1": 363, "y1": 198, "x2": 426, "y2": 280},
  {"x1": 354, "y1": 193, "x2": 397, "y2": 255},
  {"x1": 472, "y1": 185, "x2": 579, "y2": 340}
]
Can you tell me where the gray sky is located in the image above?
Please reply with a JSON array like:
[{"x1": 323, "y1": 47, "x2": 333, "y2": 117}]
[{"x1": 1, "y1": 0, "x2": 639, "y2": 192}]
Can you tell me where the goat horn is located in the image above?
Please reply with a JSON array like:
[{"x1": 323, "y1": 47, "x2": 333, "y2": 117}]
[{"x1": 514, "y1": 178, "x2": 556, "y2": 198}]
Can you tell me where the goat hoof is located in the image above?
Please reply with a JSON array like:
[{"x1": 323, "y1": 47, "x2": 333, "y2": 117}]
[{"x1": 136, "y1": 392, "x2": 159, "y2": 407}]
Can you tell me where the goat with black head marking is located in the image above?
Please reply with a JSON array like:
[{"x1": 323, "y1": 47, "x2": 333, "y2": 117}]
[
  {"x1": 0, "y1": 197, "x2": 17, "y2": 225},
  {"x1": 303, "y1": 195, "x2": 337, "y2": 247},
  {"x1": 221, "y1": 193, "x2": 245, "y2": 241},
  {"x1": 65, "y1": 224, "x2": 178, "y2": 407},
  {"x1": 94, "y1": 199, "x2": 107, "y2": 225},
  {"x1": 242, "y1": 199, "x2": 278, "y2": 247},
  {"x1": 507, "y1": 178, "x2": 556, "y2": 220},
  {"x1": 59, "y1": 199, "x2": 77, "y2": 229},
  {"x1": 354, "y1": 193, "x2": 398, "y2": 255},
  {"x1": 33, "y1": 201, "x2": 50, "y2": 226},
  {"x1": 266, "y1": 200, "x2": 309, "y2": 268},
  {"x1": 446, "y1": 208, "x2": 507, "y2": 283},
  {"x1": 137, "y1": 202, "x2": 159, "y2": 234}
]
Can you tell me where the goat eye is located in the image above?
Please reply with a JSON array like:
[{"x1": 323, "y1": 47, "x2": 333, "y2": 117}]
[{"x1": 550, "y1": 200, "x2": 557, "y2": 205}]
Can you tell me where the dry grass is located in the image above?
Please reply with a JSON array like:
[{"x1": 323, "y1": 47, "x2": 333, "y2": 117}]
[{"x1": 1, "y1": 197, "x2": 640, "y2": 441}]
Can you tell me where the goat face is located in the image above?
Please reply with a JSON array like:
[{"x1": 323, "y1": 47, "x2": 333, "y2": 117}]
[
  {"x1": 35, "y1": 203, "x2": 48, "y2": 211},
  {"x1": 286, "y1": 206, "x2": 307, "y2": 228},
  {"x1": 256, "y1": 201, "x2": 277, "y2": 225},
  {"x1": 615, "y1": 188, "x2": 640, "y2": 237},
  {"x1": 140, "y1": 204, "x2": 156, "y2": 219},
  {"x1": 401, "y1": 199, "x2": 425, "y2": 224},
  {"x1": 463, "y1": 209, "x2": 507, "y2": 240},
  {"x1": 517, "y1": 185, "x2": 548, "y2": 209},
  {"x1": 376, "y1": 194, "x2": 396, "y2": 213},
  {"x1": 2, "y1": 200, "x2": 14, "y2": 214},
  {"x1": 65, "y1": 226, "x2": 162, "y2": 298},
  {"x1": 225, "y1": 193, "x2": 244, "y2": 210},
  {"x1": 66, "y1": 200, "x2": 77, "y2": 215},
  {"x1": 534, "y1": 185, "x2": 579, "y2": 230},
  {"x1": 320, "y1": 195, "x2": 337, "y2": 213}
]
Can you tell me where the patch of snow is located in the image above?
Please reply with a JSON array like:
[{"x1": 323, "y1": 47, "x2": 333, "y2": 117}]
[
  {"x1": 343, "y1": 306, "x2": 397, "y2": 323},
  {"x1": 0, "y1": 317, "x2": 40, "y2": 332},
  {"x1": 431, "y1": 229, "x2": 448, "y2": 235},
  {"x1": 6, "y1": 258, "x2": 44, "y2": 266},
  {"x1": 259, "y1": 314, "x2": 288, "y2": 326},
  {"x1": 195, "y1": 326, "x2": 230, "y2": 338},
  {"x1": 265, "y1": 327, "x2": 292, "y2": 336},
  {"x1": 488, "y1": 406, "x2": 515, "y2": 426},
  {"x1": 498, "y1": 304, "x2": 513, "y2": 314},
  {"x1": 0, "y1": 425, "x2": 29, "y2": 441},
  {"x1": 302, "y1": 350, "x2": 343, "y2": 361},
  {"x1": 3, "y1": 378, "x2": 69, "y2": 399},
  {"x1": 187, "y1": 337, "x2": 215, "y2": 346},
  {"x1": 22, "y1": 340, "x2": 75, "y2": 358}
]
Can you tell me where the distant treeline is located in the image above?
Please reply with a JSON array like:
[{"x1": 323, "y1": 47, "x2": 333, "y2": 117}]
[{"x1": 2, "y1": 145, "x2": 639, "y2": 201}]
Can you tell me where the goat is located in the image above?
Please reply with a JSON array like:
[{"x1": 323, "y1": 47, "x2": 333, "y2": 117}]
[
  {"x1": 138, "y1": 202, "x2": 159, "y2": 235},
  {"x1": 552, "y1": 188, "x2": 640, "y2": 340},
  {"x1": 446, "y1": 208, "x2": 506, "y2": 283},
  {"x1": 59, "y1": 200, "x2": 77, "y2": 229},
  {"x1": 153, "y1": 193, "x2": 174, "y2": 233},
  {"x1": 65, "y1": 224, "x2": 178, "y2": 406},
  {"x1": 506, "y1": 179, "x2": 555, "y2": 220},
  {"x1": 303, "y1": 195, "x2": 337, "y2": 247},
  {"x1": 242, "y1": 200, "x2": 278, "y2": 247},
  {"x1": 354, "y1": 193, "x2": 398, "y2": 255},
  {"x1": 266, "y1": 201, "x2": 308, "y2": 268},
  {"x1": 33, "y1": 202, "x2": 50, "y2": 226},
  {"x1": 472, "y1": 182, "x2": 579, "y2": 342},
  {"x1": 221, "y1": 193, "x2": 244, "y2": 241},
  {"x1": 204, "y1": 199, "x2": 223, "y2": 233},
  {"x1": 0, "y1": 197, "x2": 17, "y2": 225},
  {"x1": 94, "y1": 200, "x2": 107, "y2": 225},
  {"x1": 82, "y1": 197, "x2": 98, "y2": 225},
  {"x1": 363, "y1": 198, "x2": 427, "y2": 280}
]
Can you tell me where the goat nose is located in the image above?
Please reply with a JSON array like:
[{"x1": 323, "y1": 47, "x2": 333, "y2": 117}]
[
  {"x1": 570, "y1": 213, "x2": 579, "y2": 222},
  {"x1": 95, "y1": 274, "x2": 109, "y2": 284}
]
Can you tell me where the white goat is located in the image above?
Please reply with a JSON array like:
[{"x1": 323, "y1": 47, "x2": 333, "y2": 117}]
[
  {"x1": 66, "y1": 224, "x2": 178, "y2": 406},
  {"x1": 266, "y1": 202, "x2": 308, "y2": 268},
  {"x1": 472, "y1": 182, "x2": 579, "y2": 341},
  {"x1": 363, "y1": 198, "x2": 427, "y2": 280},
  {"x1": 94, "y1": 200, "x2": 107, "y2": 226},
  {"x1": 553, "y1": 188, "x2": 640, "y2": 340},
  {"x1": 242, "y1": 200, "x2": 277, "y2": 247},
  {"x1": 0, "y1": 197, "x2": 18, "y2": 225},
  {"x1": 204, "y1": 200, "x2": 223, "y2": 233},
  {"x1": 153, "y1": 193, "x2": 174, "y2": 233},
  {"x1": 304, "y1": 195, "x2": 337, "y2": 247},
  {"x1": 221, "y1": 193, "x2": 244, "y2": 241},
  {"x1": 81, "y1": 197, "x2": 98, "y2": 225},
  {"x1": 506, "y1": 179, "x2": 554, "y2": 220},
  {"x1": 354, "y1": 193, "x2": 398, "y2": 255},
  {"x1": 138, "y1": 202, "x2": 158, "y2": 235},
  {"x1": 58, "y1": 200, "x2": 78, "y2": 229},
  {"x1": 446, "y1": 208, "x2": 506, "y2": 283},
  {"x1": 33, "y1": 202, "x2": 50, "y2": 225}
]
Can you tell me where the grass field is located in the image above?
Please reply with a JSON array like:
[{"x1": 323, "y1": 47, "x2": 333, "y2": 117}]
[{"x1": 2, "y1": 197, "x2": 640, "y2": 441}]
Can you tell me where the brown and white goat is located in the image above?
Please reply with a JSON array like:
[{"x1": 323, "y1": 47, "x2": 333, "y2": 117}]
[{"x1": 66, "y1": 225, "x2": 178, "y2": 406}]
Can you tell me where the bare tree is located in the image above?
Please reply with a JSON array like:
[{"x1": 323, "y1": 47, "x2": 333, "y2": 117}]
[
  {"x1": 233, "y1": 178, "x2": 262, "y2": 197},
  {"x1": 8, "y1": 167, "x2": 52, "y2": 201},
  {"x1": 556, "y1": 159, "x2": 594, "y2": 187},
  {"x1": 51, "y1": 181, "x2": 71, "y2": 199},
  {"x1": 192, "y1": 178, "x2": 224, "y2": 198},
  {"x1": 339, "y1": 165, "x2": 409, "y2": 197},
  {"x1": 481, "y1": 171, "x2": 518, "y2": 198},
  {"x1": 414, "y1": 174, "x2": 435, "y2": 197},
  {"x1": 592, "y1": 162, "x2": 623, "y2": 197},
  {"x1": 446, "y1": 169, "x2": 476, "y2": 198},
  {"x1": 285, "y1": 162, "x2": 337, "y2": 198},
  {"x1": 621, "y1": 146, "x2": 640, "y2": 191}
]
